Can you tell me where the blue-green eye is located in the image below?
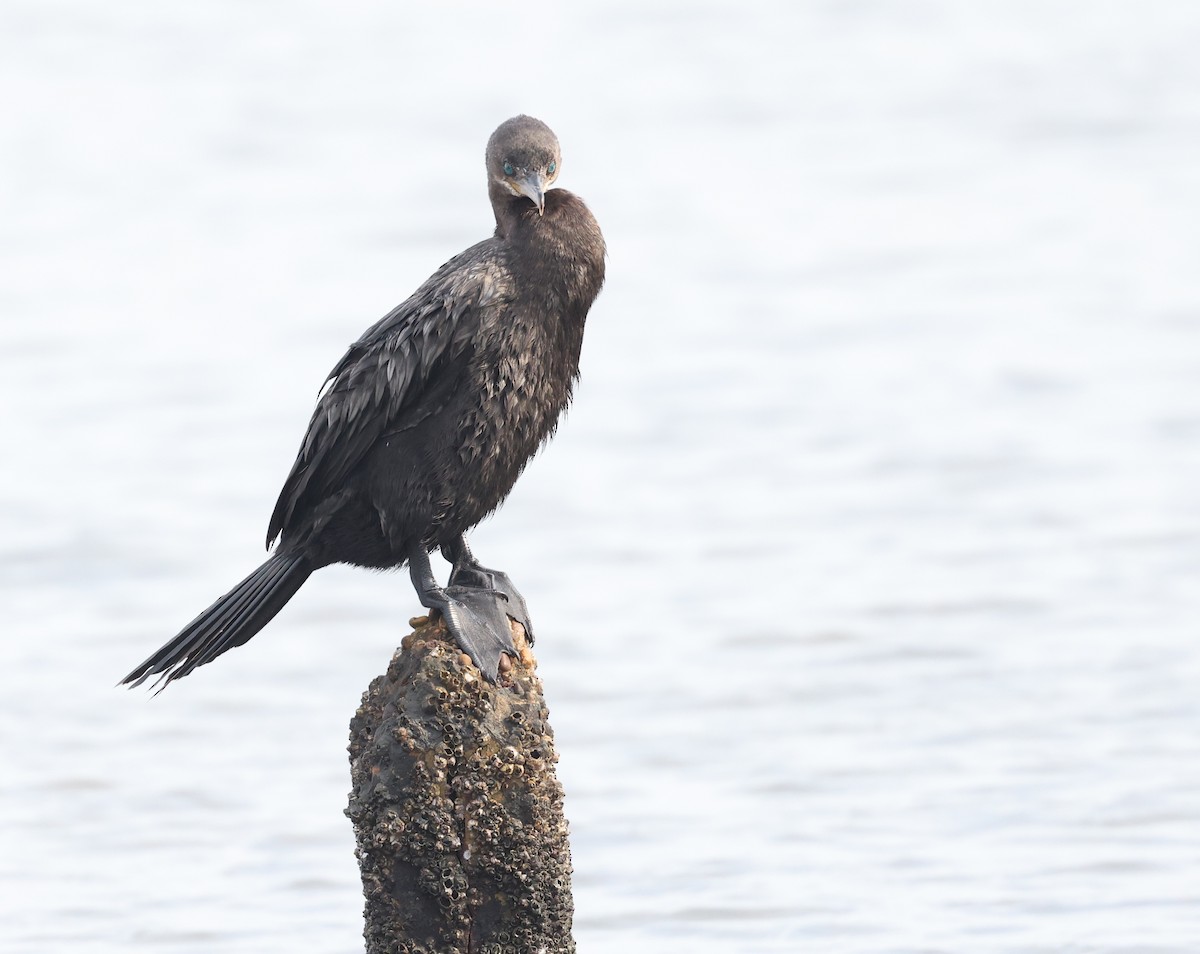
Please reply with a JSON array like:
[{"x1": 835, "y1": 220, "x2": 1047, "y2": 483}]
[
  {"x1": 547, "y1": 161, "x2": 556, "y2": 175},
  {"x1": 503, "y1": 161, "x2": 514, "y2": 176}
]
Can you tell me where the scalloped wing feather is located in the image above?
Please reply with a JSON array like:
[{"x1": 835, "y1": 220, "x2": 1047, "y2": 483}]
[{"x1": 266, "y1": 253, "x2": 512, "y2": 546}]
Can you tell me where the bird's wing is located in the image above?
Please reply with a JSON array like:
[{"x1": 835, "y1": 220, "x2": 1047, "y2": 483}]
[{"x1": 266, "y1": 251, "x2": 511, "y2": 546}]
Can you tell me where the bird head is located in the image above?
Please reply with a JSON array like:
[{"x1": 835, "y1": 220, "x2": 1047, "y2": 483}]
[{"x1": 486, "y1": 115, "x2": 562, "y2": 215}]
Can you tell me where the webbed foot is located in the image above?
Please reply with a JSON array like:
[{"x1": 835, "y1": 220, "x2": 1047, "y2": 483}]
[
  {"x1": 409, "y1": 545, "x2": 518, "y2": 683},
  {"x1": 447, "y1": 564, "x2": 534, "y2": 645},
  {"x1": 426, "y1": 584, "x2": 518, "y2": 682}
]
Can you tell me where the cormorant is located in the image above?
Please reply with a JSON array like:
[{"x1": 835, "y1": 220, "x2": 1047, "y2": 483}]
[{"x1": 122, "y1": 115, "x2": 606, "y2": 689}]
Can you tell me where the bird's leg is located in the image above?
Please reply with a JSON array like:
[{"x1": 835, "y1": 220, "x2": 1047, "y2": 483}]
[
  {"x1": 407, "y1": 545, "x2": 516, "y2": 683},
  {"x1": 441, "y1": 536, "x2": 506, "y2": 598},
  {"x1": 442, "y1": 534, "x2": 535, "y2": 644}
]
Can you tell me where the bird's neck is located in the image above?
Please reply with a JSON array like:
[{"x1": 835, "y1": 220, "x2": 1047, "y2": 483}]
[
  {"x1": 494, "y1": 189, "x2": 606, "y2": 317},
  {"x1": 489, "y1": 186, "x2": 538, "y2": 239}
]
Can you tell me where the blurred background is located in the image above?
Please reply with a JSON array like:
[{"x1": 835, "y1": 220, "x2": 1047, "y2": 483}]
[{"x1": 3, "y1": 1, "x2": 1200, "y2": 951}]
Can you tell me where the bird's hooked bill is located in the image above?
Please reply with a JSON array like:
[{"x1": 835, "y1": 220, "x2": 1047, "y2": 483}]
[{"x1": 513, "y1": 172, "x2": 546, "y2": 215}]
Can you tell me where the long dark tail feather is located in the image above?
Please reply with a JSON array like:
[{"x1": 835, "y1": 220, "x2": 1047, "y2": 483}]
[{"x1": 121, "y1": 550, "x2": 313, "y2": 691}]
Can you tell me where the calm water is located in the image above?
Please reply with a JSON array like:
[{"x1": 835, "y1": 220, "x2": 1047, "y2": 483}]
[{"x1": 3, "y1": 2, "x2": 1200, "y2": 951}]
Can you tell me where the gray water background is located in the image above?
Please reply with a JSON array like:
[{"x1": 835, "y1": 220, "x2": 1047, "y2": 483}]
[{"x1": 3, "y1": 1, "x2": 1200, "y2": 951}]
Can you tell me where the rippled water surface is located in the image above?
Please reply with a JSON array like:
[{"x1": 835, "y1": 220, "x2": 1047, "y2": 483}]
[{"x1": 3, "y1": 2, "x2": 1200, "y2": 951}]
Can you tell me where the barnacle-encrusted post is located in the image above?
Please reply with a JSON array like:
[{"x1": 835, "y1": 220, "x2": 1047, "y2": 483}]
[{"x1": 347, "y1": 614, "x2": 575, "y2": 954}]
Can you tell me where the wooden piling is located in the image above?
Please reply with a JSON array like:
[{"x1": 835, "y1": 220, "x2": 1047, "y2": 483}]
[{"x1": 347, "y1": 615, "x2": 575, "y2": 954}]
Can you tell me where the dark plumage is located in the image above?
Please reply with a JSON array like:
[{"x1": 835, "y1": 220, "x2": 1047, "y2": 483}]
[{"x1": 123, "y1": 115, "x2": 605, "y2": 689}]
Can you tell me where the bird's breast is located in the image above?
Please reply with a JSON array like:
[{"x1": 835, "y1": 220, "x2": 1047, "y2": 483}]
[{"x1": 464, "y1": 316, "x2": 579, "y2": 468}]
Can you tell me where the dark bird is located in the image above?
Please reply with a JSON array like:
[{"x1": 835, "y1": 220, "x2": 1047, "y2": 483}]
[{"x1": 122, "y1": 115, "x2": 605, "y2": 689}]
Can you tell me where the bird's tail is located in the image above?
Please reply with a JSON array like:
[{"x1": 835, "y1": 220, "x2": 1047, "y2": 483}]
[{"x1": 121, "y1": 549, "x2": 313, "y2": 690}]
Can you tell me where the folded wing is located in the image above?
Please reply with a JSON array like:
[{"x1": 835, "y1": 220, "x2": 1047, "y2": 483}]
[{"x1": 267, "y1": 251, "x2": 511, "y2": 546}]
